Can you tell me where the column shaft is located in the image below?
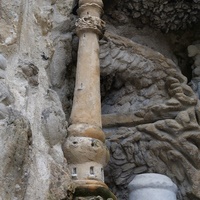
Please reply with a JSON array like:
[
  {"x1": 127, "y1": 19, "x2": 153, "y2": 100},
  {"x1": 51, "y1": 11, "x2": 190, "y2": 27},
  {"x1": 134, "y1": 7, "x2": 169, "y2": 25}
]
[{"x1": 70, "y1": 32, "x2": 101, "y2": 127}]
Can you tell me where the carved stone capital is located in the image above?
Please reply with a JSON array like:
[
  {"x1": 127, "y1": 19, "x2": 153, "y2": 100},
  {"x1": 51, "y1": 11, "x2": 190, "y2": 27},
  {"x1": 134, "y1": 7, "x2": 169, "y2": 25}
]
[{"x1": 76, "y1": 15, "x2": 105, "y2": 36}]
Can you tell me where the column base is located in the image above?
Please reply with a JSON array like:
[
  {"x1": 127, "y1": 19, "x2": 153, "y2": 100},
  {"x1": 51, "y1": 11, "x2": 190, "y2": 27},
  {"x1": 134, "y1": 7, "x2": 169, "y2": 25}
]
[
  {"x1": 68, "y1": 123, "x2": 105, "y2": 142},
  {"x1": 72, "y1": 180, "x2": 117, "y2": 200}
]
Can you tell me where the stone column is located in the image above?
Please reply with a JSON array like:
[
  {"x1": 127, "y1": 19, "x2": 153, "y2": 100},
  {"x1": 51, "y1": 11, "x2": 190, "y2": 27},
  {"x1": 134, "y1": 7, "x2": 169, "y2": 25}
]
[
  {"x1": 63, "y1": 0, "x2": 116, "y2": 199},
  {"x1": 68, "y1": 0, "x2": 106, "y2": 142},
  {"x1": 128, "y1": 173, "x2": 177, "y2": 200}
]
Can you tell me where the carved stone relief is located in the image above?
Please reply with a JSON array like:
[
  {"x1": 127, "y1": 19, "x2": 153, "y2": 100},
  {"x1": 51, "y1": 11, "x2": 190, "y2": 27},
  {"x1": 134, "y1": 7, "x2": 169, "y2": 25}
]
[
  {"x1": 76, "y1": 15, "x2": 106, "y2": 36},
  {"x1": 100, "y1": 32, "x2": 200, "y2": 200}
]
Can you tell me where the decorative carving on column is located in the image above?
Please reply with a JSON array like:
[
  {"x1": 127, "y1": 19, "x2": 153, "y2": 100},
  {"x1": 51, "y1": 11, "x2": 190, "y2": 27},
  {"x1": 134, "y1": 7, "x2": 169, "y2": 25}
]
[
  {"x1": 76, "y1": 15, "x2": 106, "y2": 36},
  {"x1": 63, "y1": 0, "x2": 116, "y2": 199}
]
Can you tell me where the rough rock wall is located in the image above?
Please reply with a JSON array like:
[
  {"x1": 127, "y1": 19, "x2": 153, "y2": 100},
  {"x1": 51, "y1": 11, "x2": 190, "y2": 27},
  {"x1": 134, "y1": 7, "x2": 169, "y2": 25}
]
[
  {"x1": 99, "y1": 31, "x2": 200, "y2": 200},
  {"x1": 0, "y1": 0, "x2": 75, "y2": 199},
  {"x1": 104, "y1": 0, "x2": 200, "y2": 32},
  {"x1": 1, "y1": 0, "x2": 200, "y2": 200},
  {"x1": 99, "y1": 2, "x2": 200, "y2": 199}
]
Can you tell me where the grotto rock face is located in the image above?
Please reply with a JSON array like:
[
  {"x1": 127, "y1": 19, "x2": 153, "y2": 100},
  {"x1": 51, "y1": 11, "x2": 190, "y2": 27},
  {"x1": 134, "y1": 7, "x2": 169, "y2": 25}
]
[
  {"x1": 0, "y1": 0, "x2": 74, "y2": 199},
  {"x1": 188, "y1": 43, "x2": 200, "y2": 98},
  {"x1": 100, "y1": 31, "x2": 200, "y2": 200},
  {"x1": 1, "y1": 0, "x2": 200, "y2": 200},
  {"x1": 104, "y1": 0, "x2": 200, "y2": 32},
  {"x1": 99, "y1": 2, "x2": 200, "y2": 200}
]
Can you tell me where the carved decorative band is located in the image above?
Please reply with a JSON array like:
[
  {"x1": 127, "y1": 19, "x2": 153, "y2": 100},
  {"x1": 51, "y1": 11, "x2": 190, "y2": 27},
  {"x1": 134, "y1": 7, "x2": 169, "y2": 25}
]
[{"x1": 76, "y1": 15, "x2": 106, "y2": 36}]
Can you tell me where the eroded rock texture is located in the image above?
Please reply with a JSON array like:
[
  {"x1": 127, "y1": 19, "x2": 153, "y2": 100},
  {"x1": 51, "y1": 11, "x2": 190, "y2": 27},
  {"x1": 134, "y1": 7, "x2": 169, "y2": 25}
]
[
  {"x1": 1, "y1": 0, "x2": 200, "y2": 199},
  {"x1": 105, "y1": 0, "x2": 200, "y2": 32},
  {"x1": 0, "y1": 0, "x2": 74, "y2": 199},
  {"x1": 100, "y1": 32, "x2": 200, "y2": 200}
]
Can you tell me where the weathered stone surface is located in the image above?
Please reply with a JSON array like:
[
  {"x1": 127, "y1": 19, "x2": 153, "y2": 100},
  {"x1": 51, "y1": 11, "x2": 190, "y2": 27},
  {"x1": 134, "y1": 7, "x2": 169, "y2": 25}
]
[
  {"x1": 0, "y1": 0, "x2": 74, "y2": 199},
  {"x1": 100, "y1": 32, "x2": 200, "y2": 200},
  {"x1": 188, "y1": 43, "x2": 200, "y2": 99},
  {"x1": 1, "y1": 0, "x2": 200, "y2": 199},
  {"x1": 104, "y1": 0, "x2": 200, "y2": 32},
  {"x1": 100, "y1": 32, "x2": 195, "y2": 116},
  {"x1": 0, "y1": 111, "x2": 31, "y2": 200}
]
